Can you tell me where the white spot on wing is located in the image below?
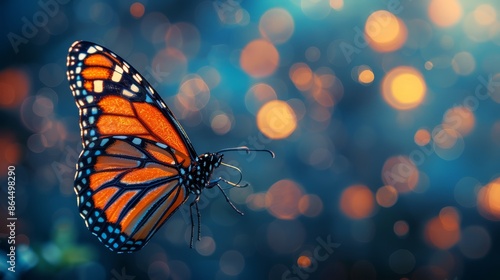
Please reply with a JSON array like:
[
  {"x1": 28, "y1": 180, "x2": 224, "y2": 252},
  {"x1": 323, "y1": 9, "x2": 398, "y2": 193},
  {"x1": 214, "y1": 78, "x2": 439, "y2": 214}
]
[
  {"x1": 122, "y1": 89, "x2": 135, "y2": 98},
  {"x1": 156, "y1": 143, "x2": 167, "y2": 149},
  {"x1": 111, "y1": 71, "x2": 122, "y2": 82},
  {"x1": 133, "y1": 73, "x2": 142, "y2": 82},
  {"x1": 130, "y1": 84, "x2": 139, "y2": 92},
  {"x1": 78, "y1": 53, "x2": 87, "y2": 60},
  {"x1": 87, "y1": 46, "x2": 97, "y2": 54},
  {"x1": 94, "y1": 80, "x2": 104, "y2": 93},
  {"x1": 115, "y1": 65, "x2": 123, "y2": 73}
]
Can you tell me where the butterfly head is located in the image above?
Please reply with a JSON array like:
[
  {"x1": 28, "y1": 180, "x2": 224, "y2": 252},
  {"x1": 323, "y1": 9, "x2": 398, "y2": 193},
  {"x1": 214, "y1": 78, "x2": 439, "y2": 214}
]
[{"x1": 196, "y1": 153, "x2": 223, "y2": 169}]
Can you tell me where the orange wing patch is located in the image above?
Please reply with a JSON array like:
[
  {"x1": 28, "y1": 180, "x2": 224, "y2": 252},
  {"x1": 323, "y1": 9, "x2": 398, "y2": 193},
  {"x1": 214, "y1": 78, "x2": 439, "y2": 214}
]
[
  {"x1": 84, "y1": 54, "x2": 114, "y2": 68},
  {"x1": 84, "y1": 80, "x2": 93, "y2": 92},
  {"x1": 120, "y1": 181, "x2": 177, "y2": 236},
  {"x1": 130, "y1": 181, "x2": 184, "y2": 240},
  {"x1": 153, "y1": 186, "x2": 186, "y2": 233},
  {"x1": 120, "y1": 164, "x2": 177, "y2": 184},
  {"x1": 89, "y1": 171, "x2": 122, "y2": 191},
  {"x1": 145, "y1": 143, "x2": 175, "y2": 164},
  {"x1": 106, "y1": 139, "x2": 144, "y2": 158},
  {"x1": 81, "y1": 67, "x2": 113, "y2": 80},
  {"x1": 133, "y1": 102, "x2": 190, "y2": 164},
  {"x1": 99, "y1": 96, "x2": 136, "y2": 116},
  {"x1": 105, "y1": 190, "x2": 139, "y2": 224},
  {"x1": 94, "y1": 156, "x2": 140, "y2": 171},
  {"x1": 97, "y1": 115, "x2": 149, "y2": 135},
  {"x1": 93, "y1": 186, "x2": 119, "y2": 209}
]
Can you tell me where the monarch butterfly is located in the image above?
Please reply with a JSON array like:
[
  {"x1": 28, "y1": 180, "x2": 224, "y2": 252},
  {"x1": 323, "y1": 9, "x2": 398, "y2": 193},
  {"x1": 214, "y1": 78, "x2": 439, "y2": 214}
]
[{"x1": 66, "y1": 41, "x2": 273, "y2": 253}]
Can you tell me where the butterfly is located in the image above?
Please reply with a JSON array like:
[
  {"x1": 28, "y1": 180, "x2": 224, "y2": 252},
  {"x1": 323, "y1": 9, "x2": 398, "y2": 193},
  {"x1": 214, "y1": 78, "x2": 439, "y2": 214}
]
[{"x1": 66, "y1": 41, "x2": 274, "y2": 253}]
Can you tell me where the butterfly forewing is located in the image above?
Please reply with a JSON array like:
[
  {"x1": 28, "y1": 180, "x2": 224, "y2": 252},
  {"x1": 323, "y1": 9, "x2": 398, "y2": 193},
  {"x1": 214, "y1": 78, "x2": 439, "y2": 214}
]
[{"x1": 66, "y1": 41, "x2": 197, "y2": 162}]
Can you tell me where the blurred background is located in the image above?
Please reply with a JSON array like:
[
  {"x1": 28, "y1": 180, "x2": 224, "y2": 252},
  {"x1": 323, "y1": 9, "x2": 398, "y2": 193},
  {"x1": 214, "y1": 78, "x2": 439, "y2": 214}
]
[{"x1": 1, "y1": 0, "x2": 500, "y2": 279}]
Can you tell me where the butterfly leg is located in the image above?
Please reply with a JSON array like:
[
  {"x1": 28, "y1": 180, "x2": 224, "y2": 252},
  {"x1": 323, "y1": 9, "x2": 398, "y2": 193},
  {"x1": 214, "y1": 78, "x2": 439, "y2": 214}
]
[
  {"x1": 216, "y1": 183, "x2": 244, "y2": 216},
  {"x1": 189, "y1": 195, "x2": 202, "y2": 248}
]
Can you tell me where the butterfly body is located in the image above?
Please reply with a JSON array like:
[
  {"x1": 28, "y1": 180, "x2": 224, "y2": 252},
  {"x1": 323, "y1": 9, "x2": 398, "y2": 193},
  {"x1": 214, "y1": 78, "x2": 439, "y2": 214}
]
[
  {"x1": 181, "y1": 153, "x2": 223, "y2": 195},
  {"x1": 67, "y1": 41, "x2": 272, "y2": 253}
]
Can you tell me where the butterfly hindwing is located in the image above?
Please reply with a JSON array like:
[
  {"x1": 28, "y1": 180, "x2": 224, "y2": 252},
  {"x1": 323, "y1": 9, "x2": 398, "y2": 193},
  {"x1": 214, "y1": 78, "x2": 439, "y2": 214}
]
[{"x1": 75, "y1": 136, "x2": 189, "y2": 252}]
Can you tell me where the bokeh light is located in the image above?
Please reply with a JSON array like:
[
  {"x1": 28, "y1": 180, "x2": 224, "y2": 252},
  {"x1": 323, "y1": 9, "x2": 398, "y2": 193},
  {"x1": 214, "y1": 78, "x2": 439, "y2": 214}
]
[
  {"x1": 165, "y1": 22, "x2": 201, "y2": 58},
  {"x1": 259, "y1": 8, "x2": 294, "y2": 44},
  {"x1": 298, "y1": 194, "x2": 324, "y2": 217},
  {"x1": 451, "y1": 51, "x2": 476, "y2": 76},
  {"x1": 381, "y1": 66, "x2": 426, "y2": 110},
  {"x1": 219, "y1": 250, "x2": 245, "y2": 276},
  {"x1": 0, "y1": 68, "x2": 30, "y2": 108},
  {"x1": 389, "y1": 249, "x2": 415, "y2": 274},
  {"x1": 266, "y1": 179, "x2": 303, "y2": 220},
  {"x1": 394, "y1": 220, "x2": 409, "y2": 237},
  {"x1": 257, "y1": 100, "x2": 297, "y2": 139},
  {"x1": 358, "y1": 68, "x2": 375, "y2": 85},
  {"x1": 240, "y1": 39, "x2": 279, "y2": 78},
  {"x1": 428, "y1": 0, "x2": 463, "y2": 28},
  {"x1": 454, "y1": 177, "x2": 480, "y2": 208},
  {"x1": 297, "y1": 255, "x2": 311, "y2": 268},
  {"x1": 301, "y1": 0, "x2": 331, "y2": 20},
  {"x1": 329, "y1": 0, "x2": 344, "y2": 10},
  {"x1": 414, "y1": 128, "x2": 431, "y2": 146},
  {"x1": 442, "y1": 106, "x2": 475, "y2": 136},
  {"x1": 210, "y1": 112, "x2": 232, "y2": 135},
  {"x1": 290, "y1": 63, "x2": 313, "y2": 91},
  {"x1": 375, "y1": 185, "x2": 398, "y2": 208},
  {"x1": 151, "y1": 47, "x2": 187, "y2": 84},
  {"x1": 365, "y1": 10, "x2": 407, "y2": 52},
  {"x1": 477, "y1": 178, "x2": 500, "y2": 220},
  {"x1": 0, "y1": 134, "x2": 22, "y2": 170},
  {"x1": 458, "y1": 226, "x2": 491, "y2": 259},
  {"x1": 244, "y1": 83, "x2": 277, "y2": 115},
  {"x1": 424, "y1": 207, "x2": 460, "y2": 249},
  {"x1": 473, "y1": 4, "x2": 496, "y2": 26},
  {"x1": 381, "y1": 156, "x2": 419, "y2": 193},
  {"x1": 176, "y1": 75, "x2": 210, "y2": 112},
  {"x1": 339, "y1": 185, "x2": 375, "y2": 219},
  {"x1": 130, "y1": 2, "x2": 145, "y2": 19}
]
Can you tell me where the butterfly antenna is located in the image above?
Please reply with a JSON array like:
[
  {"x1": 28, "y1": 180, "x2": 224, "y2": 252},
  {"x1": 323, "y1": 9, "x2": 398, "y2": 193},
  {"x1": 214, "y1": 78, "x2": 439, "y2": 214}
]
[
  {"x1": 220, "y1": 162, "x2": 246, "y2": 187},
  {"x1": 216, "y1": 146, "x2": 275, "y2": 158}
]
